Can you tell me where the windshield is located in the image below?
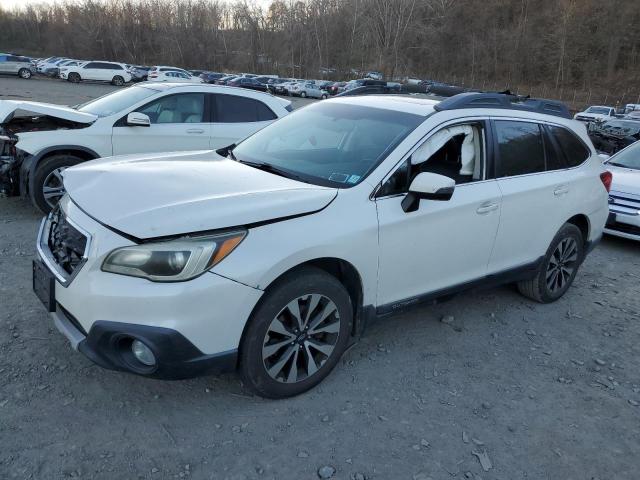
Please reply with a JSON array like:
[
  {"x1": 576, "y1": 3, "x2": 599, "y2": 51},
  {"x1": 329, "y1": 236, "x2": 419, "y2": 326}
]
[
  {"x1": 76, "y1": 86, "x2": 158, "y2": 117},
  {"x1": 609, "y1": 142, "x2": 640, "y2": 170},
  {"x1": 232, "y1": 102, "x2": 424, "y2": 187},
  {"x1": 586, "y1": 107, "x2": 610, "y2": 115}
]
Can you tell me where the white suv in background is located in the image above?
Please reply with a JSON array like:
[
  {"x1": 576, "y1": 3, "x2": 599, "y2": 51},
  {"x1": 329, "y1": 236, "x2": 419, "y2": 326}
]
[
  {"x1": 147, "y1": 66, "x2": 202, "y2": 83},
  {"x1": 32, "y1": 92, "x2": 610, "y2": 398},
  {"x1": 0, "y1": 83, "x2": 291, "y2": 212},
  {"x1": 60, "y1": 61, "x2": 132, "y2": 86}
]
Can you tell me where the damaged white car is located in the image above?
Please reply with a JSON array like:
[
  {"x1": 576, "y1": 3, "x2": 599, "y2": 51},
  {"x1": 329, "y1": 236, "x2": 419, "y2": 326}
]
[
  {"x1": 33, "y1": 93, "x2": 610, "y2": 398},
  {"x1": 0, "y1": 83, "x2": 291, "y2": 211}
]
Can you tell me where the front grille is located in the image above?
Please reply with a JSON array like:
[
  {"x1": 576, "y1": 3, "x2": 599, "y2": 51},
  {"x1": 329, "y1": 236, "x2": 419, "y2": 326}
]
[
  {"x1": 609, "y1": 190, "x2": 640, "y2": 212},
  {"x1": 47, "y1": 206, "x2": 87, "y2": 276}
]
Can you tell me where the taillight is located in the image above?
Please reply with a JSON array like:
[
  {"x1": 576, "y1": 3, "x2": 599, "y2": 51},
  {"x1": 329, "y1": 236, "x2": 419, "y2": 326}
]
[{"x1": 600, "y1": 170, "x2": 612, "y2": 192}]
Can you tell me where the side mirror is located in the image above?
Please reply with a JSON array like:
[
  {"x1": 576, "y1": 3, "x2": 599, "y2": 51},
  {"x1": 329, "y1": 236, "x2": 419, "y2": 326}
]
[
  {"x1": 126, "y1": 112, "x2": 151, "y2": 127},
  {"x1": 401, "y1": 172, "x2": 455, "y2": 213}
]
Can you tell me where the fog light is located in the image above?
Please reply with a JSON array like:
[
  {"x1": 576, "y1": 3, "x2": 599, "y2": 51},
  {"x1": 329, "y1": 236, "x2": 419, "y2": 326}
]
[{"x1": 131, "y1": 339, "x2": 156, "y2": 366}]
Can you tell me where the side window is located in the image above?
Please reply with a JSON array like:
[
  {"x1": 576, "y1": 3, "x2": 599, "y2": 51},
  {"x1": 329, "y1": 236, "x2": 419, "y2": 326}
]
[
  {"x1": 494, "y1": 121, "x2": 545, "y2": 178},
  {"x1": 378, "y1": 122, "x2": 485, "y2": 197},
  {"x1": 0, "y1": 56, "x2": 7, "y2": 62},
  {"x1": 84, "y1": 62, "x2": 98, "y2": 69},
  {"x1": 547, "y1": 125, "x2": 590, "y2": 168},
  {"x1": 137, "y1": 93, "x2": 205, "y2": 124},
  {"x1": 214, "y1": 94, "x2": 276, "y2": 122}
]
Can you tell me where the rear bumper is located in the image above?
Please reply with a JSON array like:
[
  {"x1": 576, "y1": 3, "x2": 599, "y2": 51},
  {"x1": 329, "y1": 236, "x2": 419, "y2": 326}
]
[{"x1": 52, "y1": 305, "x2": 237, "y2": 379}]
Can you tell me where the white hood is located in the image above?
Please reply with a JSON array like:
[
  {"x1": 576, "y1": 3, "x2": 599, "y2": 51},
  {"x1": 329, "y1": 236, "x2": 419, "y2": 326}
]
[
  {"x1": 607, "y1": 164, "x2": 640, "y2": 197},
  {"x1": 0, "y1": 100, "x2": 97, "y2": 124},
  {"x1": 63, "y1": 150, "x2": 337, "y2": 239}
]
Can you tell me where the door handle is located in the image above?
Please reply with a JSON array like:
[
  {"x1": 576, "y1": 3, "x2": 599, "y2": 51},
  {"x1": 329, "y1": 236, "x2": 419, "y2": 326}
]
[
  {"x1": 554, "y1": 185, "x2": 569, "y2": 196},
  {"x1": 476, "y1": 203, "x2": 499, "y2": 214},
  {"x1": 186, "y1": 128, "x2": 204, "y2": 134}
]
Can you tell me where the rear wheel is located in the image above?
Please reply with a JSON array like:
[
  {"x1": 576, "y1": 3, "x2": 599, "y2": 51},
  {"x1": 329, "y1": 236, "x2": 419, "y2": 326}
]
[
  {"x1": 32, "y1": 154, "x2": 84, "y2": 213},
  {"x1": 321, "y1": 93, "x2": 328, "y2": 99},
  {"x1": 112, "y1": 75, "x2": 124, "y2": 86},
  {"x1": 517, "y1": 223, "x2": 584, "y2": 303},
  {"x1": 18, "y1": 68, "x2": 32, "y2": 79},
  {"x1": 240, "y1": 267, "x2": 353, "y2": 398},
  {"x1": 300, "y1": 91, "x2": 307, "y2": 98},
  {"x1": 68, "y1": 72, "x2": 81, "y2": 83}
]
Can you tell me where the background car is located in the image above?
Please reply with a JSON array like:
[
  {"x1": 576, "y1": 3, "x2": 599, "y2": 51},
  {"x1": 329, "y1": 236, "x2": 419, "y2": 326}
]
[
  {"x1": 0, "y1": 83, "x2": 292, "y2": 212},
  {"x1": 129, "y1": 66, "x2": 151, "y2": 82},
  {"x1": 574, "y1": 105, "x2": 617, "y2": 123},
  {"x1": 215, "y1": 75, "x2": 238, "y2": 85},
  {"x1": 148, "y1": 66, "x2": 202, "y2": 83},
  {"x1": 226, "y1": 77, "x2": 268, "y2": 92},
  {"x1": 326, "y1": 81, "x2": 346, "y2": 95},
  {"x1": 603, "y1": 141, "x2": 640, "y2": 241},
  {"x1": 0, "y1": 53, "x2": 34, "y2": 79},
  {"x1": 289, "y1": 81, "x2": 328, "y2": 99},
  {"x1": 589, "y1": 118, "x2": 640, "y2": 154},
  {"x1": 60, "y1": 61, "x2": 131, "y2": 86},
  {"x1": 200, "y1": 72, "x2": 225, "y2": 83}
]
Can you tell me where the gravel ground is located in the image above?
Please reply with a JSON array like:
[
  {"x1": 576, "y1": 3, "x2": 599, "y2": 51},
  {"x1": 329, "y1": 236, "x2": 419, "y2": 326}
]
[{"x1": 1, "y1": 77, "x2": 640, "y2": 480}]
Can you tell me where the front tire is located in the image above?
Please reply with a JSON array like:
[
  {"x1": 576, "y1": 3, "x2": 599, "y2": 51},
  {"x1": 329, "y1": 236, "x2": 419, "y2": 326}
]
[
  {"x1": 18, "y1": 68, "x2": 32, "y2": 79},
  {"x1": 300, "y1": 91, "x2": 307, "y2": 98},
  {"x1": 517, "y1": 223, "x2": 584, "y2": 303},
  {"x1": 112, "y1": 75, "x2": 124, "y2": 86},
  {"x1": 240, "y1": 267, "x2": 353, "y2": 398},
  {"x1": 32, "y1": 154, "x2": 84, "y2": 213},
  {"x1": 68, "y1": 72, "x2": 81, "y2": 83}
]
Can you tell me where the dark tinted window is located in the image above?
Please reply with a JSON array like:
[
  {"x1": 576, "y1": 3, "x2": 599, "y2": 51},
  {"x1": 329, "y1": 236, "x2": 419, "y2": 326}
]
[
  {"x1": 495, "y1": 121, "x2": 545, "y2": 177},
  {"x1": 548, "y1": 125, "x2": 590, "y2": 167},
  {"x1": 378, "y1": 160, "x2": 410, "y2": 196},
  {"x1": 84, "y1": 62, "x2": 98, "y2": 69},
  {"x1": 0, "y1": 56, "x2": 7, "y2": 62},
  {"x1": 214, "y1": 94, "x2": 276, "y2": 122},
  {"x1": 543, "y1": 128, "x2": 566, "y2": 171}
]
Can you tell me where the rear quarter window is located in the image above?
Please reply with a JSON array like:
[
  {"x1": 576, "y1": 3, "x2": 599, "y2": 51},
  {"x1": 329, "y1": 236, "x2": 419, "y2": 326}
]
[
  {"x1": 547, "y1": 125, "x2": 590, "y2": 167},
  {"x1": 214, "y1": 94, "x2": 277, "y2": 122}
]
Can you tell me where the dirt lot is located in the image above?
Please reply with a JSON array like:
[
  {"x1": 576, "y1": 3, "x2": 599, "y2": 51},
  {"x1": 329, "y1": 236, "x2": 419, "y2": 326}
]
[{"x1": 1, "y1": 77, "x2": 640, "y2": 480}]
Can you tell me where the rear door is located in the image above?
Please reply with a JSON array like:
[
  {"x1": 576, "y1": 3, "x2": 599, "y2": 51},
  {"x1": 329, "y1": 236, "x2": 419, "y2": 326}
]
[
  {"x1": 81, "y1": 62, "x2": 101, "y2": 80},
  {"x1": 210, "y1": 93, "x2": 278, "y2": 148},
  {"x1": 112, "y1": 92, "x2": 210, "y2": 155},
  {"x1": 0, "y1": 55, "x2": 12, "y2": 74},
  {"x1": 487, "y1": 119, "x2": 576, "y2": 273}
]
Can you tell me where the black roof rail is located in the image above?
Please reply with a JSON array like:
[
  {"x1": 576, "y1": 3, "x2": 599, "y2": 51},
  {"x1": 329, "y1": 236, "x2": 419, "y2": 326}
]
[{"x1": 433, "y1": 91, "x2": 572, "y2": 119}]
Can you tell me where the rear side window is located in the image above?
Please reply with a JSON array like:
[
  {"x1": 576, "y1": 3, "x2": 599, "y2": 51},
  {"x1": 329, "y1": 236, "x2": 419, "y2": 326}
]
[
  {"x1": 547, "y1": 125, "x2": 590, "y2": 167},
  {"x1": 214, "y1": 94, "x2": 276, "y2": 123},
  {"x1": 494, "y1": 120, "x2": 545, "y2": 177}
]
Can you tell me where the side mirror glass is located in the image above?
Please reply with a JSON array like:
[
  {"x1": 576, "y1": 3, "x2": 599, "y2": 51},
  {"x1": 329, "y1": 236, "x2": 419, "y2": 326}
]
[
  {"x1": 401, "y1": 172, "x2": 455, "y2": 213},
  {"x1": 126, "y1": 112, "x2": 151, "y2": 127}
]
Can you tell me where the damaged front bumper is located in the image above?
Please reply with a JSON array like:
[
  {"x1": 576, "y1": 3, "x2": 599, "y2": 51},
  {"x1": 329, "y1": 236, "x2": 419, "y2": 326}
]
[{"x1": 0, "y1": 132, "x2": 20, "y2": 196}]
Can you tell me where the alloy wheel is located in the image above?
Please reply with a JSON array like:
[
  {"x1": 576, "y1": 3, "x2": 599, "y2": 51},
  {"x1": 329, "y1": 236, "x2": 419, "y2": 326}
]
[
  {"x1": 546, "y1": 237, "x2": 578, "y2": 293},
  {"x1": 42, "y1": 167, "x2": 67, "y2": 208},
  {"x1": 262, "y1": 294, "x2": 341, "y2": 383}
]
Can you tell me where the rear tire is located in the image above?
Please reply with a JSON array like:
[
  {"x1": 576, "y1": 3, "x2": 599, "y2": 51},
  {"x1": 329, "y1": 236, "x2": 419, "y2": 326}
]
[
  {"x1": 68, "y1": 72, "x2": 81, "y2": 83},
  {"x1": 300, "y1": 91, "x2": 307, "y2": 98},
  {"x1": 18, "y1": 68, "x2": 32, "y2": 79},
  {"x1": 517, "y1": 223, "x2": 584, "y2": 303},
  {"x1": 321, "y1": 94, "x2": 328, "y2": 99},
  {"x1": 112, "y1": 75, "x2": 124, "y2": 86},
  {"x1": 32, "y1": 154, "x2": 84, "y2": 214},
  {"x1": 240, "y1": 267, "x2": 353, "y2": 398}
]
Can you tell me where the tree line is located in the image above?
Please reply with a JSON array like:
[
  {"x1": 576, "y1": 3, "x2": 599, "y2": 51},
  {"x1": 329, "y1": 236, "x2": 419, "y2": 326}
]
[{"x1": 1, "y1": 0, "x2": 639, "y2": 106}]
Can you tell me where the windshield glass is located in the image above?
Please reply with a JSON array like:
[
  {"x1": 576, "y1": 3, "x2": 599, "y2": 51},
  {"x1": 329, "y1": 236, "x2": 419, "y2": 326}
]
[
  {"x1": 586, "y1": 107, "x2": 610, "y2": 114},
  {"x1": 232, "y1": 102, "x2": 424, "y2": 187},
  {"x1": 609, "y1": 142, "x2": 640, "y2": 170},
  {"x1": 76, "y1": 86, "x2": 158, "y2": 117}
]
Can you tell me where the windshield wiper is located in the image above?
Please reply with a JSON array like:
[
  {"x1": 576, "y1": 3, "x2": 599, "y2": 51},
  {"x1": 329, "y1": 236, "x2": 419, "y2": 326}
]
[{"x1": 237, "y1": 159, "x2": 307, "y2": 182}]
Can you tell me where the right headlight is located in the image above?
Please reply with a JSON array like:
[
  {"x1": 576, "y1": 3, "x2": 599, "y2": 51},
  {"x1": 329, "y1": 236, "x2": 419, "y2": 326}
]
[{"x1": 101, "y1": 231, "x2": 246, "y2": 282}]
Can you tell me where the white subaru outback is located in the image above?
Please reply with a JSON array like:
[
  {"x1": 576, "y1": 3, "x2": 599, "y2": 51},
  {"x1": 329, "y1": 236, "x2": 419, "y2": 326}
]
[{"x1": 33, "y1": 92, "x2": 611, "y2": 398}]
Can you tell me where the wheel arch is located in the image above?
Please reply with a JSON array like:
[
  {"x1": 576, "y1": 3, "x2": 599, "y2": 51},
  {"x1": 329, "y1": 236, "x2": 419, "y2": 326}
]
[
  {"x1": 565, "y1": 214, "x2": 590, "y2": 246},
  {"x1": 27, "y1": 145, "x2": 99, "y2": 194},
  {"x1": 242, "y1": 257, "x2": 367, "y2": 347}
]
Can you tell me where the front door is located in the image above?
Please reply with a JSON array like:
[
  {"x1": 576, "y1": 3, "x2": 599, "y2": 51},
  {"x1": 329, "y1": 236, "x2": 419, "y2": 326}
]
[
  {"x1": 375, "y1": 120, "x2": 502, "y2": 309},
  {"x1": 112, "y1": 92, "x2": 210, "y2": 155}
]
